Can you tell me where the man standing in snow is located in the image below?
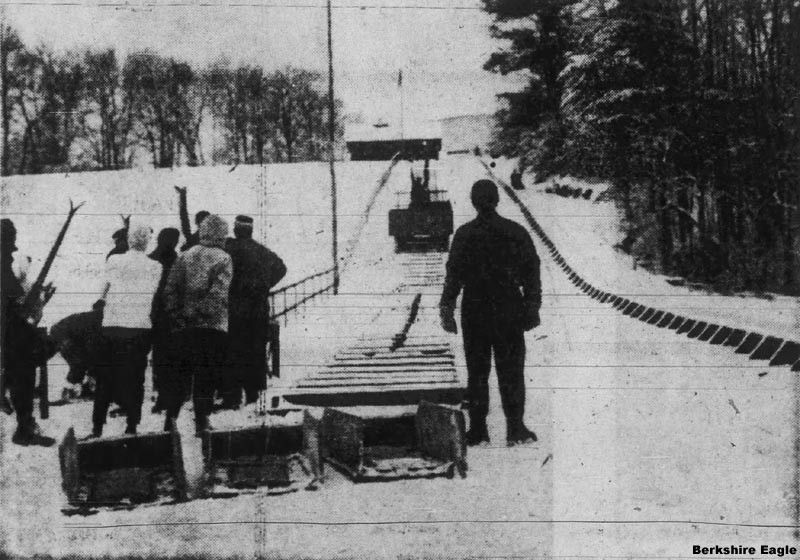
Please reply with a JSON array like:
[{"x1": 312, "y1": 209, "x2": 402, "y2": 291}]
[
  {"x1": 1, "y1": 219, "x2": 56, "y2": 446},
  {"x1": 224, "y1": 215, "x2": 286, "y2": 407},
  {"x1": 163, "y1": 214, "x2": 232, "y2": 434},
  {"x1": 439, "y1": 179, "x2": 541, "y2": 447},
  {"x1": 148, "y1": 227, "x2": 181, "y2": 413}
]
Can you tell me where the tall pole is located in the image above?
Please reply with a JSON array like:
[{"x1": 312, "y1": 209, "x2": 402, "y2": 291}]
[
  {"x1": 399, "y1": 69, "x2": 405, "y2": 147},
  {"x1": 327, "y1": 0, "x2": 339, "y2": 294}
]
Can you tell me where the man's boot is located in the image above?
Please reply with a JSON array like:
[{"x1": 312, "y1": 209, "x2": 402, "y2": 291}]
[
  {"x1": 83, "y1": 423, "x2": 103, "y2": 440},
  {"x1": 506, "y1": 418, "x2": 537, "y2": 446},
  {"x1": 465, "y1": 409, "x2": 490, "y2": 446},
  {"x1": 12, "y1": 416, "x2": 56, "y2": 447}
]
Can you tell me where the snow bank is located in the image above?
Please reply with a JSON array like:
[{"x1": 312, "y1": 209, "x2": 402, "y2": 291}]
[{"x1": 499, "y1": 166, "x2": 799, "y2": 343}]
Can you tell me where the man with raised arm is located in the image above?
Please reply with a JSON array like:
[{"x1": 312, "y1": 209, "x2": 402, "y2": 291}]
[{"x1": 175, "y1": 186, "x2": 210, "y2": 252}]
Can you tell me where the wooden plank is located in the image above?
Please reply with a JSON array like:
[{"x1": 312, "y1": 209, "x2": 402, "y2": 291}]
[
  {"x1": 769, "y1": 342, "x2": 800, "y2": 367},
  {"x1": 296, "y1": 379, "x2": 459, "y2": 389},
  {"x1": 334, "y1": 353, "x2": 455, "y2": 362},
  {"x1": 750, "y1": 336, "x2": 783, "y2": 361},
  {"x1": 306, "y1": 374, "x2": 458, "y2": 385},
  {"x1": 736, "y1": 333, "x2": 763, "y2": 354},
  {"x1": 326, "y1": 360, "x2": 454, "y2": 370},
  {"x1": 305, "y1": 371, "x2": 458, "y2": 382},
  {"x1": 336, "y1": 349, "x2": 454, "y2": 357},
  {"x1": 319, "y1": 367, "x2": 457, "y2": 377},
  {"x1": 339, "y1": 345, "x2": 452, "y2": 356},
  {"x1": 348, "y1": 340, "x2": 451, "y2": 349}
]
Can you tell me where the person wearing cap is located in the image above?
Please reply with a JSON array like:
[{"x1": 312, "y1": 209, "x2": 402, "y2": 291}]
[
  {"x1": 90, "y1": 221, "x2": 162, "y2": 437},
  {"x1": 163, "y1": 214, "x2": 232, "y2": 434},
  {"x1": 224, "y1": 215, "x2": 287, "y2": 407},
  {"x1": 439, "y1": 179, "x2": 542, "y2": 447},
  {"x1": 1, "y1": 218, "x2": 56, "y2": 446},
  {"x1": 175, "y1": 186, "x2": 210, "y2": 252}
]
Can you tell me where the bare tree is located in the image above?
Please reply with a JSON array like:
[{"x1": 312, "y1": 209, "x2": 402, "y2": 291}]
[
  {"x1": 0, "y1": 17, "x2": 23, "y2": 176},
  {"x1": 82, "y1": 48, "x2": 133, "y2": 169},
  {"x1": 123, "y1": 52, "x2": 200, "y2": 168}
]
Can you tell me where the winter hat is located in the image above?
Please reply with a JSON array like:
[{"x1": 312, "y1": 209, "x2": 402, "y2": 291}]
[
  {"x1": 471, "y1": 179, "x2": 499, "y2": 211},
  {"x1": 199, "y1": 214, "x2": 229, "y2": 249},
  {"x1": 195, "y1": 210, "x2": 211, "y2": 226},
  {"x1": 234, "y1": 215, "x2": 254, "y2": 229},
  {"x1": 127, "y1": 222, "x2": 152, "y2": 252},
  {"x1": 233, "y1": 215, "x2": 254, "y2": 239},
  {"x1": 155, "y1": 227, "x2": 180, "y2": 250}
]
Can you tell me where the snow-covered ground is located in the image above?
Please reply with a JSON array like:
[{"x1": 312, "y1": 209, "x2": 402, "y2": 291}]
[{"x1": 1, "y1": 156, "x2": 797, "y2": 558}]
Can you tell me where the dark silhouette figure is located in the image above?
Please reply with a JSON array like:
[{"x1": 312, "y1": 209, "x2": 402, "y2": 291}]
[
  {"x1": 225, "y1": 216, "x2": 287, "y2": 407},
  {"x1": 440, "y1": 180, "x2": 541, "y2": 447},
  {"x1": 410, "y1": 159, "x2": 432, "y2": 207},
  {"x1": 1, "y1": 219, "x2": 56, "y2": 446},
  {"x1": 149, "y1": 227, "x2": 181, "y2": 413},
  {"x1": 175, "y1": 186, "x2": 210, "y2": 252},
  {"x1": 106, "y1": 215, "x2": 131, "y2": 260}
]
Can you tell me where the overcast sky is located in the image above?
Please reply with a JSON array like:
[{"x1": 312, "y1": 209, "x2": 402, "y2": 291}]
[{"x1": 4, "y1": 0, "x2": 524, "y2": 124}]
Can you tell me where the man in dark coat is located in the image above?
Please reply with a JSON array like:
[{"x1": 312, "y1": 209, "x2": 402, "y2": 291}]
[
  {"x1": 1, "y1": 219, "x2": 56, "y2": 446},
  {"x1": 49, "y1": 306, "x2": 104, "y2": 387},
  {"x1": 149, "y1": 227, "x2": 181, "y2": 412},
  {"x1": 439, "y1": 180, "x2": 541, "y2": 447},
  {"x1": 224, "y1": 215, "x2": 287, "y2": 407}
]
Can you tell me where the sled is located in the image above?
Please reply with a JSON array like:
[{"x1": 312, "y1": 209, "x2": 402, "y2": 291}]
[
  {"x1": 321, "y1": 401, "x2": 467, "y2": 482},
  {"x1": 59, "y1": 425, "x2": 187, "y2": 514},
  {"x1": 199, "y1": 409, "x2": 322, "y2": 497}
]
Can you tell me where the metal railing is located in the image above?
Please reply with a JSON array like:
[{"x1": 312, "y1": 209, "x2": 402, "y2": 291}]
[{"x1": 268, "y1": 266, "x2": 336, "y2": 325}]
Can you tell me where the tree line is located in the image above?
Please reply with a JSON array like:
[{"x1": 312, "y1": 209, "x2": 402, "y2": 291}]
[
  {"x1": 483, "y1": 0, "x2": 800, "y2": 294},
  {"x1": 0, "y1": 23, "x2": 341, "y2": 175}
]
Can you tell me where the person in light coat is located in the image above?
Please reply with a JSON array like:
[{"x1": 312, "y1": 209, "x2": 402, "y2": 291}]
[{"x1": 90, "y1": 222, "x2": 162, "y2": 437}]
